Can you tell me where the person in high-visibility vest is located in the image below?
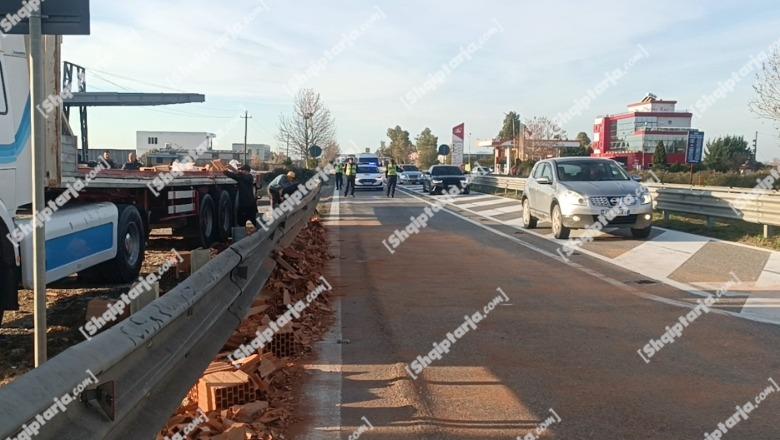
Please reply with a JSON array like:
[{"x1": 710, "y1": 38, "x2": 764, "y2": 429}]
[
  {"x1": 343, "y1": 158, "x2": 357, "y2": 197},
  {"x1": 385, "y1": 159, "x2": 399, "y2": 198},
  {"x1": 334, "y1": 161, "x2": 344, "y2": 190}
]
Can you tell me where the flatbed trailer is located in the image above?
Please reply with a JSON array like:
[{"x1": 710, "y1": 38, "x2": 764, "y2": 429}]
[{"x1": 0, "y1": 34, "x2": 244, "y2": 312}]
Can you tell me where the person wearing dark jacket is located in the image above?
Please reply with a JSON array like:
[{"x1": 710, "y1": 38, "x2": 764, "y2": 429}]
[
  {"x1": 102, "y1": 151, "x2": 117, "y2": 169},
  {"x1": 122, "y1": 152, "x2": 142, "y2": 170},
  {"x1": 224, "y1": 164, "x2": 259, "y2": 228}
]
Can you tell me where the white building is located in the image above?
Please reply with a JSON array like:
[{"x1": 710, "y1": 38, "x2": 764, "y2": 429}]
[
  {"x1": 136, "y1": 131, "x2": 216, "y2": 157},
  {"x1": 231, "y1": 143, "x2": 272, "y2": 161}
]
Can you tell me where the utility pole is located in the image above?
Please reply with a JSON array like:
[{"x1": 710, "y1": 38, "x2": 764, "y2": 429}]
[
  {"x1": 753, "y1": 131, "x2": 758, "y2": 161},
  {"x1": 29, "y1": 8, "x2": 47, "y2": 366},
  {"x1": 241, "y1": 111, "x2": 252, "y2": 165}
]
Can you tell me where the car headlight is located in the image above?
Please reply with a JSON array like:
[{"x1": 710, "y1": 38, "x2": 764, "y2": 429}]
[
  {"x1": 460, "y1": 178, "x2": 468, "y2": 185},
  {"x1": 432, "y1": 179, "x2": 443, "y2": 184},
  {"x1": 640, "y1": 191, "x2": 652, "y2": 205},
  {"x1": 560, "y1": 190, "x2": 587, "y2": 206}
]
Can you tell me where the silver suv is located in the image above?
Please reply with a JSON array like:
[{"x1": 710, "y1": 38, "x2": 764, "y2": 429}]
[{"x1": 521, "y1": 158, "x2": 653, "y2": 239}]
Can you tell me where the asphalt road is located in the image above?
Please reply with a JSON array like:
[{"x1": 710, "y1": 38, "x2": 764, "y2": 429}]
[{"x1": 289, "y1": 185, "x2": 780, "y2": 440}]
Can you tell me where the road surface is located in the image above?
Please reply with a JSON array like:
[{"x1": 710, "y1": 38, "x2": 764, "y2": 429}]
[{"x1": 289, "y1": 185, "x2": 780, "y2": 440}]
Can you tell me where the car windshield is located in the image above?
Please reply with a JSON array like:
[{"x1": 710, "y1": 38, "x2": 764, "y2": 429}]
[
  {"x1": 357, "y1": 165, "x2": 378, "y2": 174},
  {"x1": 556, "y1": 161, "x2": 630, "y2": 182},
  {"x1": 402, "y1": 165, "x2": 418, "y2": 171},
  {"x1": 431, "y1": 166, "x2": 462, "y2": 176}
]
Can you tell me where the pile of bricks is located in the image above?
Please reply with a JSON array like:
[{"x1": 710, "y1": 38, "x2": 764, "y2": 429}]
[{"x1": 158, "y1": 218, "x2": 333, "y2": 440}]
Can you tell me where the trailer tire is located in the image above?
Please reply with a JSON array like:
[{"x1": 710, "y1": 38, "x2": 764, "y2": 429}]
[
  {"x1": 216, "y1": 191, "x2": 233, "y2": 241},
  {"x1": 198, "y1": 194, "x2": 217, "y2": 247},
  {"x1": 108, "y1": 205, "x2": 146, "y2": 282},
  {"x1": 0, "y1": 221, "x2": 19, "y2": 316}
]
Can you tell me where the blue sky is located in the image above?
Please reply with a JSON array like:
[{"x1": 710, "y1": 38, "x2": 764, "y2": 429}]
[{"x1": 62, "y1": 0, "x2": 780, "y2": 160}]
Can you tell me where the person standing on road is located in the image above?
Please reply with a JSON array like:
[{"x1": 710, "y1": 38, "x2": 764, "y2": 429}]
[
  {"x1": 385, "y1": 159, "x2": 398, "y2": 198},
  {"x1": 344, "y1": 158, "x2": 357, "y2": 197},
  {"x1": 334, "y1": 161, "x2": 344, "y2": 191},
  {"x1": 224, "y1": 164, "x2": 259, "y2": 229}
]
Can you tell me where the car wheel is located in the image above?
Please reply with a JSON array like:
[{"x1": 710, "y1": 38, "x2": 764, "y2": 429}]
[
  {"x1": 631, "y1": 225, "x2": 652, "y2": 239},
  {"x1": 521, "y1": 198, "x2": 538, "y2": 229},
  {"x1": 551, "y1": 204, "x2": 570, "y2": 239}
]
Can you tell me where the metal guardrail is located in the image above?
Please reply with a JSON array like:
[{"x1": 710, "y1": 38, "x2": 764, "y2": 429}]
[
  {"x1": 0, "y1": 187, "x2": 322, "y2": 440},
  {"x1": 470, "y1": 175, "x2": 780, "y2": 235}
]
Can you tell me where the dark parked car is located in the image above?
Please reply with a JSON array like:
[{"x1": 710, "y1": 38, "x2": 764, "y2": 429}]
[{"x1": 422, "y1": 165, "x2": 470, "y2": 195}]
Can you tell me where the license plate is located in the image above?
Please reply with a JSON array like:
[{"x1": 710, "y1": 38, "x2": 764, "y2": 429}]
[{"x1": 602, "y1": 208, "x2": 629, "y2": 216}]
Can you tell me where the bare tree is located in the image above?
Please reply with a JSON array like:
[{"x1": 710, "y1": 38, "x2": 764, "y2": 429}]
[
  {"x1": 277, "y1": 89, "x2": 337, "y2": 165},
  {"x1": 752, "y1": 48, "x2": 780, "y2": 124},
  {"x1": 523, "y1": 116, "x2": 567, "y2": 160},
  {"x1": 322, "y1": 140, "x2": 341, "y2": 165}
]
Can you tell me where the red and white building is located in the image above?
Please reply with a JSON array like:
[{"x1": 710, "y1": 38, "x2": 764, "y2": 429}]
[{"x1": 592, "y1": 94, "x2": 697, "y2": 169}]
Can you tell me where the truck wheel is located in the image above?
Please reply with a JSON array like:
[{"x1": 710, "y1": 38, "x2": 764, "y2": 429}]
[
  {"x1": 216, "y1": 191, "x2": 233, "y2": 241},
  {"x1": 83, "y1": 204, "x2": 146, "y2": 283},
  {"x1": 109, "y1": 205, "x2": 146, "y2": 282},
  {"x1": 198, "y1": 194, "x2": 217, "y2": 247}
]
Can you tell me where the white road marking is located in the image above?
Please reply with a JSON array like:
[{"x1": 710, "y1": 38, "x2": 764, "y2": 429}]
[{"x1": 611, "y1": 229, "x2": 710, "y2": 279}]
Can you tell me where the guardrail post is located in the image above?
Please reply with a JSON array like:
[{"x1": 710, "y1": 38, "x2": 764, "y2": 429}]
[
  {"x1": 764, "y1": 225, "x2": 774, "y2": 239},
  {"x1": 706, "y1": 216, "x2": 716, "y2": 229},
  {"x1": 662, "y1": 210, "x2": 671, "y2": 225}
]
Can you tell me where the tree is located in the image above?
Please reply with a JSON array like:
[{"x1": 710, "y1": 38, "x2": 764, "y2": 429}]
[
  {"x1": 322, "y1": 140, "x2": 341, "y2": 165},
  {"x1": 498, "y1": 111, "x2": 522, "y2": 142},
  {"x1": 385, "y1": 126, "x2": 415, "y2": 163},
  {"x1": 703, "y1": 135, "x2": 752, "y2": 172},
  {"x1": 653, "y1": 141, "x2": 667, "y2": 169},
  {"x1": 751, "y1": 47, "x2": 780, "y2": 125},
  {"x1": 524, "y1": 116, "x2": 568, "y2": 160},
  {"x1": 415, "y1": 128, "x2": 438, "y2": 169},
  {"x1": 561, "y1": 131, "x2": 592, "y2": 157},
  {"x1": 277, "y1": 89, "x2": 336, "y2": 166}
]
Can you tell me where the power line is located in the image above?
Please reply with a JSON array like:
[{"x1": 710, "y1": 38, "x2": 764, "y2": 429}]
[{"x1": 79, "y1": 65, "x2": 188, "y2": 92}]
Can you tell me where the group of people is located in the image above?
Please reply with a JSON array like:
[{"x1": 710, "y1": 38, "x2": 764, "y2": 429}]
[
  {"x1": 333, "y1": 158, "x2": 399, "y2": 198},
  {"x1": 99, "y1": 151, "x2": 142, "y2": 170},
  {"x1": 223, "y1": 166, "x2": 300, "y2": 230}
]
